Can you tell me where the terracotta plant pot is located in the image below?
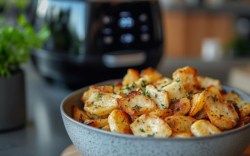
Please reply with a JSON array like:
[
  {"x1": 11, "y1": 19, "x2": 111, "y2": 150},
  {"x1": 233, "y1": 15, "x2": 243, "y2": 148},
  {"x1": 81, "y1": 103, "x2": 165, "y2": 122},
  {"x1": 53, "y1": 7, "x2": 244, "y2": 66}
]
[{"x1": 0, "y1": 70, "x2": 26, "y2": 131}]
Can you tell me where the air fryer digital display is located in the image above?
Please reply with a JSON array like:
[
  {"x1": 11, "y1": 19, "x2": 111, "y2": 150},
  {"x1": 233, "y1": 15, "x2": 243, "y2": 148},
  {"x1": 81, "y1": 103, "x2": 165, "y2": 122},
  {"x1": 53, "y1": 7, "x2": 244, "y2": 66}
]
[{"x1": 88, "y1": 1, "x2": 160, "y2": 54}]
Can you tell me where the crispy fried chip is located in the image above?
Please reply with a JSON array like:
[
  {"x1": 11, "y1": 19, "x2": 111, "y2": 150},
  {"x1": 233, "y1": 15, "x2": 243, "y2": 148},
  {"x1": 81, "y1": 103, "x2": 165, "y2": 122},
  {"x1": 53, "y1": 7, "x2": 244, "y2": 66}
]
[
  {"x1": 163, "y1": 81, "x2": 186, "y2": 101},
  {"x1": 165, "y1": 116, "x2": 196, "y2": 133},
  {"x1": 154, "y1": 77, "x2": 173, "y2": 90},
  {"x1": 83, "y1": 86, "x2": 121, "y2": 116},
  {"x1": 108, "y1": 109, "x2": 131, "y2": 134},
  {"x1": 72, "y1": 105, "x2": 90, "y2": 123},
  {"x1": 191, "y1": 120, "x2": 221, "y2": 137},
  {"x1": 172, "y1": 66, "x2": 200, "y2": 93},
  {"x1": 122, "y1": 69, "x2": 140, "y2": 86},
  {"x1": 223, "y1": 92, "x2": 248, "y2": 109},
  {"x1": 198, "y1": 76, "x2": 222, "y2": 91},
  {"x1": 85, "y1": 118, "x2": 109, "y2": 129},
  {"x1": 131, "y1": 114, "x2": 172, "y2": 137},
  {"x1": 149, "y1": 109, "x2": 172, "y2": 119},
  {"x1": 118, "y1": 91, "x2": 157, "y2": 116},
  {"x1": 205, "y1": 87, "x2": 239, "y2": 130},
  {"x1": 189, "y1": 91, "x2": 206, "y2": 116},
  {"x1": 146, "y1": 85, "x2": 169, "y2": 110},
  {"x1": 240, "y1": 104, "x2": 250, "y2": 118},
  {"x1": 170, "y1": 97, "x2": 191, "y2": 116},
  {"x1": 140, "y1": 67, "x2": 162, "y2": 83}
]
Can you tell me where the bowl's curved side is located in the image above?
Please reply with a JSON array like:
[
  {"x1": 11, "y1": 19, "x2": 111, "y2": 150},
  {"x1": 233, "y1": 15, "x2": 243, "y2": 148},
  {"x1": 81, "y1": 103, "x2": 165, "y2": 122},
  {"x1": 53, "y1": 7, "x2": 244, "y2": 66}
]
[
  {"x1": 61, "y1": 83, "x2": 250, "y2": 156},
  {"x1": 62, "y1": 114, "x2": 250, "y2": 156}
]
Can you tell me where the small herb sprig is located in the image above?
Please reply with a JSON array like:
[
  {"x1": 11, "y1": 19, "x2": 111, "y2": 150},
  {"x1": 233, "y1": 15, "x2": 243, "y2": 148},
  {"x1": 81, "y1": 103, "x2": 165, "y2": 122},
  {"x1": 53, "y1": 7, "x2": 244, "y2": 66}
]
[{"x1": 0, "y1": 15, "x2": 50, "y2": 77}]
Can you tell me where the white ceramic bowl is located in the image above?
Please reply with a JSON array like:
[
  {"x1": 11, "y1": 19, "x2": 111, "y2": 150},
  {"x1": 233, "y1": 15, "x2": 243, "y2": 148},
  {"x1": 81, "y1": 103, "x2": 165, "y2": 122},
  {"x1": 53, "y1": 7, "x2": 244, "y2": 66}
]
[{"x1": 61, "y1": 80, "x2": 250, "y2": 156}]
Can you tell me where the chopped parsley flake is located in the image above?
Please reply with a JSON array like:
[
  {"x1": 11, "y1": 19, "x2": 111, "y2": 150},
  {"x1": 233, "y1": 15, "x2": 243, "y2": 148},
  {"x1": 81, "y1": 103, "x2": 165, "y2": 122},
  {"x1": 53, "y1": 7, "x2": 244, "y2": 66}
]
[
  {"x1": 96, "y1": 93, "x2": 103, "y2": 100},
  {"x1": 123, "y1": 82, "x2": 136, "y2": 91},
  {"x1": 131, "y1": 82, "x2": 136, "y2": 88},
  {"x1": 147, "y1": 133, "x2": 155, "y2": 137},
  {"x1": 161, "y1": 84, "x2": 169, "y2": 88},
  {"x1": 161, "y1": 104, "x2": 167, "y2": 109},
  {"x1": 175, "y1": 78, "x2": 180, "y2": 83},
  {"x1": 142, "y1": 90, "x2": 151, "y2": 97},
  {"x1": 133, "y1": 105, "x2": 142, "y2": 111},
  {"x1": 140, "y1": 128, "x2": 145, "y2": 133},
  {"x1": 141, "y1": 80, "x2": 147, "y2": 88}
]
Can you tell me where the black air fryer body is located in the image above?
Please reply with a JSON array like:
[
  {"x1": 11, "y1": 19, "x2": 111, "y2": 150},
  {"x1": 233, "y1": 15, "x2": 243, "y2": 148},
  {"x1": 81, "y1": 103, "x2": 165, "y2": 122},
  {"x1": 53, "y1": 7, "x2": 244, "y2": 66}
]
[{"x1": 32, "y1": 0, "x2": 163, "y2": 89}]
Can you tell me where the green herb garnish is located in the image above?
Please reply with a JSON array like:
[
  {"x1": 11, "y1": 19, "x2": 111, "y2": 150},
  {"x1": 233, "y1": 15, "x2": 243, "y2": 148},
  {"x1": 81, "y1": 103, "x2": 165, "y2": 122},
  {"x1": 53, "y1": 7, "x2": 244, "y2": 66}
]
[
  {"x1": 133, "y1": 105, "x2": 142, "y2": 111},
  {"x1": 123, "y1": 82, "x2": 136, "y2": 91},
  {"x1": 141, "y1": 80, "x2": 147, "y2": 88},
  {"x1": 161, "y1": 84, "x2": 169, "y2": 88},
  {"x1": 161, "y1": 104, "x2": 167, "y2": 110},
  {"x1": 96, "y1": 93, "x2": 103, "y2": 100},
  {"x1": 175, "y1": 78, "x2": 180, "y2": 83},
  {"x1": 147, "y1": 133, "x2": 155, "y2": 137},
  {"x1": 142, "y1": 90, "x2": 151, "y2": 97}
]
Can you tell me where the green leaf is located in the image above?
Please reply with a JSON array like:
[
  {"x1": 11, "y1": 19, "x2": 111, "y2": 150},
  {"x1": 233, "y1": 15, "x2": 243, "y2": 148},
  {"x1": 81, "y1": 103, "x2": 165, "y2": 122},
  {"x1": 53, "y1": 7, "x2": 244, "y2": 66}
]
[
  {"x1": 0, "y1": 14, "x2": 50, "y2": 77},
  {"x1": 18, "y1": 14, "x2": 28, "y2": 26}
]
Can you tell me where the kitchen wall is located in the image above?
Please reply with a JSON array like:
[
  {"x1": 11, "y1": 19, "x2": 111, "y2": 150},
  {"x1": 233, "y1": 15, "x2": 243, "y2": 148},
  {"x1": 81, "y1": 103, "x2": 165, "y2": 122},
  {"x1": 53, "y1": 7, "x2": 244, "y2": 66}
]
[
  {"x1": 161, "y1": 1, "x2": 250, "y2": 59},
  {"x1": 163, "y1": 11, "x2": 234, "y2": 58}
]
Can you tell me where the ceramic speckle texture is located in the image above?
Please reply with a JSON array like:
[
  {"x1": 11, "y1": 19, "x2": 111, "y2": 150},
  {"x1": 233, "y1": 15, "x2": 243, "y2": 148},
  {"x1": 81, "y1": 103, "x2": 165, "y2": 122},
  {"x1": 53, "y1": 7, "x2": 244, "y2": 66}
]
[{"x1": 61, "y1": 80, "x2": 250, "y2": 156}]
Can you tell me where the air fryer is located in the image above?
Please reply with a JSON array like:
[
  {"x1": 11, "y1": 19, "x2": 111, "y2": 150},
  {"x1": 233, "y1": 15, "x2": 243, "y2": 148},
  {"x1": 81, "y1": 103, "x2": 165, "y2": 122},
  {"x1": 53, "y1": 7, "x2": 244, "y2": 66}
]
[{"x1": 32, "y1": 0, "x2": 164, "y2": 89}]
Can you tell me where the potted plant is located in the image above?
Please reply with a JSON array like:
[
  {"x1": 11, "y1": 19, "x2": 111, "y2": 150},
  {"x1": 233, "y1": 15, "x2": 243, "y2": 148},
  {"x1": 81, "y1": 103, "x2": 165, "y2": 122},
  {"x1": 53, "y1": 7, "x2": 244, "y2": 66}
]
[{"x1": 0, "y1": 15, "x2": 49, "y2": 131}]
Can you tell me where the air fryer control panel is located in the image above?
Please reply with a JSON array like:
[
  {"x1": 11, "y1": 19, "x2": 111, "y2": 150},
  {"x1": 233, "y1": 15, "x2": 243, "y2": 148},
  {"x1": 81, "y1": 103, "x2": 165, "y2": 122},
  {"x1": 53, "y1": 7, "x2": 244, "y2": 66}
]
[{"x1": 87, "y1": 1, "x2": 162, "y2": 54}]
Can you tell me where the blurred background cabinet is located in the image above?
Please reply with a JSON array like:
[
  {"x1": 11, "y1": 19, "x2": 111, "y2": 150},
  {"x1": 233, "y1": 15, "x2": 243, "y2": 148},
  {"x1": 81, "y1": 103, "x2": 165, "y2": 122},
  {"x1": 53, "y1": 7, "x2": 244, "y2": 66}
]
[
  {"x1": 161, "y1": 0, "x2": 250, "y2": 59},
  {"x1": 163, "y1": 11, "x2": 234, "y2": 58}
]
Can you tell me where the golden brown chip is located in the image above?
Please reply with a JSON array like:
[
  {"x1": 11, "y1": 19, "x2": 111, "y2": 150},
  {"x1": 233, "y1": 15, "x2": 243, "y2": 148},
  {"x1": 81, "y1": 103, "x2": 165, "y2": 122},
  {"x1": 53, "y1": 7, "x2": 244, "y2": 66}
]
[
  {"x1": 165, "y1": 116, "x2": 196, "y2": 133},
  {"x1": 149, "y1": 109, "x2": 172, "y2": 119},
  {"x1": 140, "y1": 67, "x2": 163, "y2": 83},
  {"x1": 122, "y1": 69, "x2": 140, "y2": 86},
  {"x1": 163, "y1": 81, "x2": 186, "y2": 101},
  {"x1": 85, "y1": 118, "x2": 109, "y2": 129},
  {"x1": 108, "y1": 109, "x2": 131, "y2": 134},
  {"x1": 72, "y1": 105, "x2": 90, "y2": 123},
  {"x1": 240, "y1": 104, "x2": 250, "y2": 118},
  {"x1": 146, "y1": 85, "x2": 169, "y2": 110},
  {"x1": 130, "y1": 114, "x2": 172, "y2": 137},
  {"x1": 154, "y1": 77, "x2": 173, "y2": 90},
  {"x1": 193, "y1": 108, "x2": 208, "y2": 120},
  {"x1": 191, "y1": 120, "x2": 221, "y2": 137},
  {"x1": 189, "y1": 91, "x2": 206, "y2": 117},
  {"x1": 170, "y1": 97, "x2": 191, "y2": 116},
  {"x1": 118, "y1": 91, "x2": 157, "y2": 116},
  {"x1": 83, "y1": 87, "x2": 121, "y2": 116},
  {"x1": 113, "y1": 82, "x2": 123, "y2": 95},
  {"x1": 198, "y1": 76, "x2": 222, "y2": 91},
  {"x1": 223, "y1": 92, "x2": 247, "y2": 109},
  {"x1": 172, "y1": 66, "x2": 200, "y2": 93},
  {"x1": 239, "y1": 116, "x2": 250, "y2": 126},
  {"x1": 205, "y1": 88, "x2": 239, "y2": 130}
]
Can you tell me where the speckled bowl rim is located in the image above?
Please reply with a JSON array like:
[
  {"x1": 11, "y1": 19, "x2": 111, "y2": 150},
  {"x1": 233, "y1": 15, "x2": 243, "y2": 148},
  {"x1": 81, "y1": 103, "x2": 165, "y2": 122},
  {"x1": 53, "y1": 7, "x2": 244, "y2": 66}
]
[{"x1": 61, "y1": 79, "x2": 250, "y2": 142}]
